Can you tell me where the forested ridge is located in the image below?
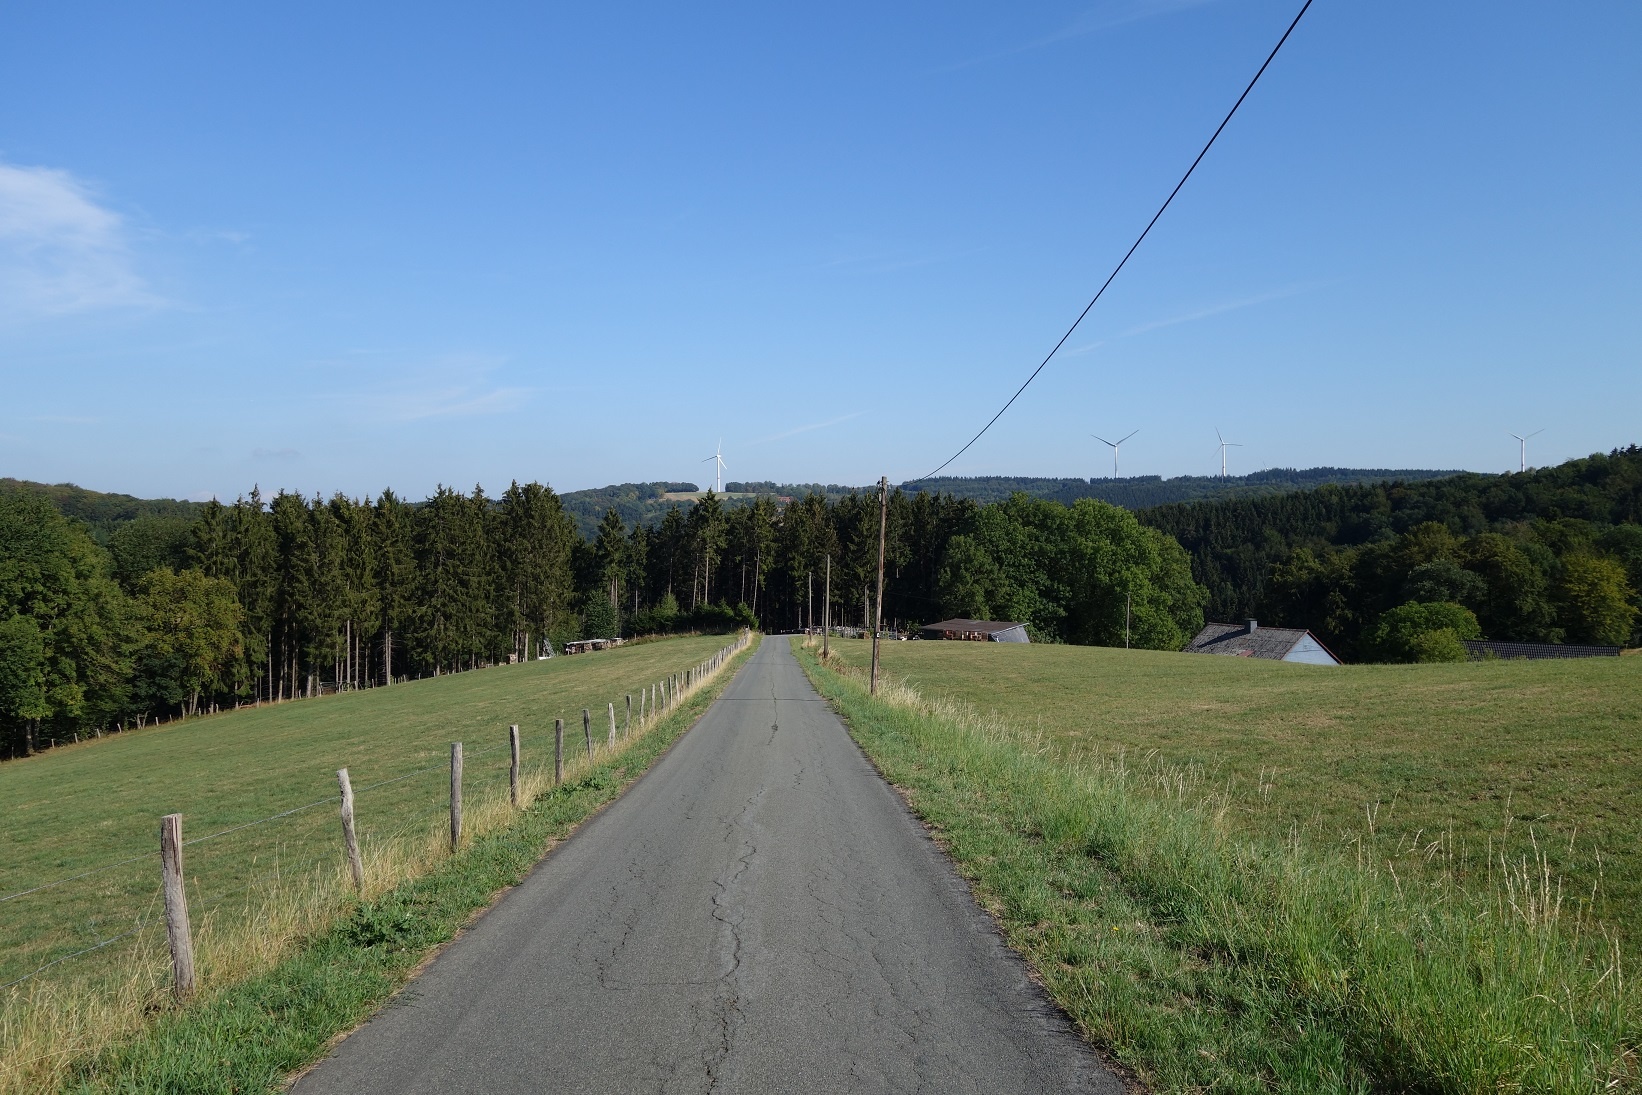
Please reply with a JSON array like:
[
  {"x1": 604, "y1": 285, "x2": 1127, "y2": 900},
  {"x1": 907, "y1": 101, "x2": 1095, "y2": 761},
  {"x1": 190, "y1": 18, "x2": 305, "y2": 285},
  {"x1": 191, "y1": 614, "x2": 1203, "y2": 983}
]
[
  {"x1": 1140, "y1": 446, "x2": 1642, "y2": 660},
  {"x1": 0, "y1": 481, "x2": 1201, "y2": 757},
  {"x1": 6, "y1": 449, "x2": 1635, "y2": 757}
]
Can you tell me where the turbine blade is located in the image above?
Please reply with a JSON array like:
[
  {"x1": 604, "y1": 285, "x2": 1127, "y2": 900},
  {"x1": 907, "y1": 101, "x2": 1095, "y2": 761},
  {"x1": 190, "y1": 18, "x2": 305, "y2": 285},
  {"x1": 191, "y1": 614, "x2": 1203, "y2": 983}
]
[{"x1": 1119, "y1": 429, "x2": 1139, "y2": 444}]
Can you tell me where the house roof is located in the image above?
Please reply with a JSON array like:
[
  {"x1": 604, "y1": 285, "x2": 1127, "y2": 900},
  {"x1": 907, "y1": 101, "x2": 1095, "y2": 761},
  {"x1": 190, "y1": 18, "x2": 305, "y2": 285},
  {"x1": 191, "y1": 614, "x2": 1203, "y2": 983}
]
[
  {"x1": 1185, "y1": 622, "x2": 1330, "y2": 660},
  {"x1": 920, "y1": 619, "x2": 1026, "y2": 634}
]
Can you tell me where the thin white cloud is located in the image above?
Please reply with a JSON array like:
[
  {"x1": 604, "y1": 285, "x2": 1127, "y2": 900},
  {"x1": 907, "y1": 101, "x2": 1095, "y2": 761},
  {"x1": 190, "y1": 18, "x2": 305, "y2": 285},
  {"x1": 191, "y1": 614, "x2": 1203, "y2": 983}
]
[
  {"x1": 749, "y1": 412, "x2": 864, "y2": 445},
  {"x1": 1118, "y1": 283, "x2": 1318, "y2": 338},
  {"x1": 338, "y1": 354, "x2": 534, "y2": 423},
  {"x1": 0, "y1": 160, "x2": 159, "y2": 319},
  {"x1": 938, "y1": 0, "x2": 1219, "y2": 72}
]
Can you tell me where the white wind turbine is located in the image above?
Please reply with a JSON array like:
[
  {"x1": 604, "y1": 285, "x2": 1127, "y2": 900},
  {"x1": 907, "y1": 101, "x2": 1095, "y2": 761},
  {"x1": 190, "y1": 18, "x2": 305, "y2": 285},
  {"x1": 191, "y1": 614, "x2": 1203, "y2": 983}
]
[
  {"x1": 1214, "y1": 428, "x2": 1242, "y2": 478},
  {"x1": 1510, "y1": 429, "x2": 1543, "y2": 473},
  {"x1": 1091, "y1": 430, "x2": 1138, "y2": 479},
  {"x1": 702, "y1": 439, "x2": 727, "y2": 493}
]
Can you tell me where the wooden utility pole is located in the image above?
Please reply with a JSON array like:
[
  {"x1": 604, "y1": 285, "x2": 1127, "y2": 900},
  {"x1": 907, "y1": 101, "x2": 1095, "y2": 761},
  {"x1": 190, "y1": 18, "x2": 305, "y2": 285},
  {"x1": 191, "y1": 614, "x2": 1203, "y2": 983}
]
[
  {"x1": 823, "y1": 555, "x2": 831, "y2": 658},
  {"x1": 871, "y1": 476, "x2": 887, "y2": 696}
]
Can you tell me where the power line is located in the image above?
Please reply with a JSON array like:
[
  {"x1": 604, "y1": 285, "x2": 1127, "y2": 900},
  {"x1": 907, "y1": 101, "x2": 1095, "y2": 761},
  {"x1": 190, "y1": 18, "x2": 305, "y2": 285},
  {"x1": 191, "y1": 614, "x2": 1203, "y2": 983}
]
[{"x1": 918, "y1": 0, "x2": 1315, "y2": 481}]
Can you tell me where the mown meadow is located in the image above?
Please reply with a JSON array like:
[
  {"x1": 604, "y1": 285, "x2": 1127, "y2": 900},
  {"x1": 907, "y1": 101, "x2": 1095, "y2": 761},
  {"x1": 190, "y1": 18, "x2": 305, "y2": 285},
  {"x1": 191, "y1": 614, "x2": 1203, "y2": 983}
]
[
  {"x1": 1, "y1": 632, "x2": 745, "y2": 1093},
  {"x1": 805, "y1": 637, "x2": 1641, "y2": 1092},
  {"x1": 822, "y1": 637, "x2": 1642, "y2": 949}
]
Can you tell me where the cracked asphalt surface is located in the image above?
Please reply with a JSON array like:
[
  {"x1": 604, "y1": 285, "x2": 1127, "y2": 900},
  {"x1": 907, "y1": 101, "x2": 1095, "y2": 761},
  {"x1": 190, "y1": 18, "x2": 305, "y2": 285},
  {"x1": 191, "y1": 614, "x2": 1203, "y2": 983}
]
[{"x1": 292, "y1": 639, "x2": 1121, "y2": 1094}]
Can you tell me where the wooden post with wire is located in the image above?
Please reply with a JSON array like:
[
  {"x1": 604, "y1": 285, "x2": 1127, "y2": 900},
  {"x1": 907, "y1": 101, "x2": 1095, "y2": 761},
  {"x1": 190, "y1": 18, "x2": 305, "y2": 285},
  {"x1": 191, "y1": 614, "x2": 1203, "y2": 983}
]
[
  {"x1": 823, "y1": 555, "x2": 831, "y2": 658},
  {"x1": 554, "y1": 718, "x2": 564, "y2": 785},
  {"x1": 509, "y1": 724, "x2": 521, "y2": 807},
  {"x1": 337, "y1": 768, "x2": 364, "y2": 891},
  {"x1": 160, "y1": 813, "x2": 196, "y2": 999},
  {"x1": 870, "y1": 475, "x2": 887, "y2": 696},
  {"x1": 449, "y1": 743, "x2": 463, "y2": 852},
  {"x1": 608, "y1": 702, "x2": 616, "y2": 749}
]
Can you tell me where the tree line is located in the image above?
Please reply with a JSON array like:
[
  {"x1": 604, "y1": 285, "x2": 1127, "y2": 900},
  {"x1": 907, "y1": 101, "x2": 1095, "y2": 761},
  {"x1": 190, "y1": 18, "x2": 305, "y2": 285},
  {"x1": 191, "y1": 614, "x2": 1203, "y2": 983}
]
[
  {"x1": 1142, "y1": 446, "x2": 1642, "y2": 660},
  {"x1": 0, "y1": 481, "x2": 1207, "y2": 757}
]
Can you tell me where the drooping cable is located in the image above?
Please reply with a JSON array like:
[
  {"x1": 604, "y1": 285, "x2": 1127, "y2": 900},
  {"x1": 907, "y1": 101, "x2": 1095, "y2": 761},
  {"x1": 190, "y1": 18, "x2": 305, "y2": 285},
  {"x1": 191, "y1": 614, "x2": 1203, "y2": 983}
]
[{"x1": 918, "y1": 0, "x2": 1314, "y2": 481}]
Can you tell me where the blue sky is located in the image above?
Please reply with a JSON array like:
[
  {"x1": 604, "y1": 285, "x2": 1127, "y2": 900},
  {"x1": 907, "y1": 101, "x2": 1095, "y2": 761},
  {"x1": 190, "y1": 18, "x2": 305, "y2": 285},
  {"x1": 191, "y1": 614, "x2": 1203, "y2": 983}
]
[{"x1": 2, "y1": 1, "x2": 1638, "y2": 502}]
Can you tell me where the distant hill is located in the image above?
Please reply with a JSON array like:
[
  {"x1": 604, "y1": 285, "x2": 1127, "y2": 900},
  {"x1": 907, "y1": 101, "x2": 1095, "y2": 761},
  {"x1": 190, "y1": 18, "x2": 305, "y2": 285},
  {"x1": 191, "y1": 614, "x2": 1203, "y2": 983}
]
[
  {"x1": 0, "y1": 478, "x2": 202, "y2": 542},
  {"x1": 6, "y1": 466, "x2": 1465, "y2": 543},
  {"x1": 906, "y1": 467, "x2": 1464, "y2": 509}
]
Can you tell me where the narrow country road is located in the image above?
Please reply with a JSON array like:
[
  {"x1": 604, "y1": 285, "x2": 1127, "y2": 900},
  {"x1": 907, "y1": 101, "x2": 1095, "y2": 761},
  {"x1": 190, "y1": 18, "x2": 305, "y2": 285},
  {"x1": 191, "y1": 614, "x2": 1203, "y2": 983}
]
[{"x1": 293, "y1": 638, "x2": 1120, "y2": 1094}]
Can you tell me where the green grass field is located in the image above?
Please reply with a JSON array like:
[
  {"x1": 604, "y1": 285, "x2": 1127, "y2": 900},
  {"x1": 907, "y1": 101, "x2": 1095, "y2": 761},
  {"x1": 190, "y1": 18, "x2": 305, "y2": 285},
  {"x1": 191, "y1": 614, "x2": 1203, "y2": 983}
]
[
  {"x1": 0, "y1": 634, "x2": 731, "y2": 991},
  {"x1": 823, "y1": 638, "x2": 1642, "y2": 950},
  {"x1": 801, "y1": 638, "x2": 1640, "y2": 1092}
]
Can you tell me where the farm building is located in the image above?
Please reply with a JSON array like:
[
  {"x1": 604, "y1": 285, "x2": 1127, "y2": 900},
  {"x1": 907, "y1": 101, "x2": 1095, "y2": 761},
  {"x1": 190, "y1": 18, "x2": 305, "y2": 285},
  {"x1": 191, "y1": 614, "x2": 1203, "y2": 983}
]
[
  {"x1": 562, "y1": 637, "x2": 624, "y2": 655},
  {"x1": 1184, "y1": 619, "x2": 1340, "y2": 665},
  {"x1": 1462, "y1": 640, "x2": 1621, "y2": 660},
  {"x1": 919, "y1": 619, "x2": 1030, "y2": 643}
]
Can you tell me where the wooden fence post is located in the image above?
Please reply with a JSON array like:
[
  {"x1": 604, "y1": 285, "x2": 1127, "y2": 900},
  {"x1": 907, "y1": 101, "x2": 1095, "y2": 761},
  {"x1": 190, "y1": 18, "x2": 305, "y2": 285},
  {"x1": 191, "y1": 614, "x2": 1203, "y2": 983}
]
[
  {"x1": 337, "y1": 768, "x2": 364, "y2": 891},
  {"x1": 607, "y1": 702, "x2": 616, "y2": 749},
  {"x1": 450, "y1": 743, "x2": 463, "y2": 852},
  {"x1": 554, "y1": 718, "x2": 564, "y2": 785},
  {"x1": 625, "y1": 694, "x2": 631, "y2": 736},
  {"x1": 160, "y1": 813, "x2": 195, "y2": 999},
  {"x1": 582, "y1": 709, "x2": 592, "y2": 760},
  {"x1": 509, "y1": 724, "x2": 520, "y2": 807}
]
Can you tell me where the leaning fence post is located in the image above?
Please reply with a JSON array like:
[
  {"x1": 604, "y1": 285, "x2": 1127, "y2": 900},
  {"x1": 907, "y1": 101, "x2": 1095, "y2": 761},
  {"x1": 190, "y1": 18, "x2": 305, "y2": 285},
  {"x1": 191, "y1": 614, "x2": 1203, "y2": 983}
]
[
  {"x1": 582, "y1": 709, "x2": 592, "y2": 760},
  {"x1": 337, "y1": 768, "x2": 364, "y2": 891},
  {"x1": 509, "y1": 724, "x2": 521, "y2": 807},
  {"x1": 625, "y1": 694, "x2": 632, "y2": 737},
  {"x1": 607, "y1": 703, "x2": 616, "y2": 749},
  {"x1": 160, "y1": 813, "x2": 195, "y2": 999},
  {"x1": 554, "y1": 718, "x2": 564, "y2": 785},
  {"x1": 450, "y1": 743, "x2": 463, "y2": 852}
]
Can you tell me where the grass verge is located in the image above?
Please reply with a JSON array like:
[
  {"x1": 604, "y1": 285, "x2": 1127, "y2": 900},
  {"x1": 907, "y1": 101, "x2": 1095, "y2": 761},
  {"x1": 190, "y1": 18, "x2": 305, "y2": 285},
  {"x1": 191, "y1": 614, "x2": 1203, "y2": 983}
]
[
  {"x1": 29, "y1": 633, "x2": 756, "y2": 1094},
  {"x1": 795, "y1": 639, "x2": 1638, "y2": 1094}
]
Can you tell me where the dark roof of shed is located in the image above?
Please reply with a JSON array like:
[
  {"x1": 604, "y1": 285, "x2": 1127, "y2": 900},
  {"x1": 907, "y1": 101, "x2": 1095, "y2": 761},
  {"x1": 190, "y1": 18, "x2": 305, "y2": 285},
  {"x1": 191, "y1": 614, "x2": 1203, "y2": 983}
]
[
  {"x1": 1185, "y1": 622, "x2": 1321, "y2": 660},
  {"x1": 1463, "y1": 640, "x2": 1621, "y2": 660},
  {"x1": 921, "y1": 619, "x2": 1027, "y2": 633}
]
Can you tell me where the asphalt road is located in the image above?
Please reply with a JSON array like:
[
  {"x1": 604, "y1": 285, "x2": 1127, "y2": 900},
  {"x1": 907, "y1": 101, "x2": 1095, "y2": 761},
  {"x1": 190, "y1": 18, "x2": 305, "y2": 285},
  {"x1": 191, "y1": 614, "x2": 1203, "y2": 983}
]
[{"x1": 293, "y1": 638, "x2": 1120, "y2": 1094}]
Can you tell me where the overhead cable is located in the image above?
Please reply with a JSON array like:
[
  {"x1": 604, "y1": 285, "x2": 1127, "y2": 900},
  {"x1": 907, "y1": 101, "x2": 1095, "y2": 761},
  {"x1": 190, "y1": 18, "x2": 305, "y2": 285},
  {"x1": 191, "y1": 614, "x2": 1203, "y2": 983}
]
[{"x1": 918, "y1": 0, "x2": 1315, "y2": 481}]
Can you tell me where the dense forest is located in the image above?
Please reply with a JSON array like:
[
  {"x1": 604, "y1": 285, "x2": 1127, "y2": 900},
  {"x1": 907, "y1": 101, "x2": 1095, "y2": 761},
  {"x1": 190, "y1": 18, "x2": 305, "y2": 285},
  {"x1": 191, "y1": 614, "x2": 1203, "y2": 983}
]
[
  {"x1": 1141, "y1": 446, "x2": 1642, "y2": 660},
  {"x1": 0, "y1": 481, "x2": 1201, "y2": 757},
  {"x1": 5, "y1": 449, "x2": 1635, "y2": 756},
  {"x1": 905, "y1": 467, "x2": 1461, "y2": 509},
  {"x1": 557, "y1": 467, "x2": 1460, "y2": 535}
]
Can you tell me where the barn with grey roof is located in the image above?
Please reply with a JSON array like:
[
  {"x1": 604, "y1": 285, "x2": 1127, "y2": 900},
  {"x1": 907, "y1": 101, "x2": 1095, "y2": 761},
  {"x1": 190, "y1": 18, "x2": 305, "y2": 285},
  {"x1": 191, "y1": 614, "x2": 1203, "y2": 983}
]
[{"x1": 1184, "y1": 619, "x2": 1340, "y2": 665}]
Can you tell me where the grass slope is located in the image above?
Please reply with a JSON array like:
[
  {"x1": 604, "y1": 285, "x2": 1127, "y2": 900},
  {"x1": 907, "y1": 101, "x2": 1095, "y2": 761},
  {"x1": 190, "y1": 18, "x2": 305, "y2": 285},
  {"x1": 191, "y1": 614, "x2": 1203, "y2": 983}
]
[
  {"x1": 1, "y1": 634, "x2": 732, "y2": 991},
  {"x1": 797, "y1": 639, "x2": 1638, "y2": 1093},
  {"x1": 60, "y1": 634, "x2": 757, "y2": 1094},
  {"x1": 821, "y1": 638, "x2": 1642, "y2": 952}
]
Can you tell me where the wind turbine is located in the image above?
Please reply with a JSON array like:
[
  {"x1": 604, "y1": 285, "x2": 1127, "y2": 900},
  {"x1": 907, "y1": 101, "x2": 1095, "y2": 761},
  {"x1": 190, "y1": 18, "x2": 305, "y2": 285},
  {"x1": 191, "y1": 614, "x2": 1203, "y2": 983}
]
[
  {"x1": 1091, "y1": 430, "x2": 1138, "y2": 479},
  {"x1": 1510, "y1": 429, "x2": 1543, "y2": 473},
  {"x1": 1214, "y1": 428, "x2": 1242, "y2": 479},
  {"x1": 702, "y1": 439, "x2": 727, "y2": 493}
]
